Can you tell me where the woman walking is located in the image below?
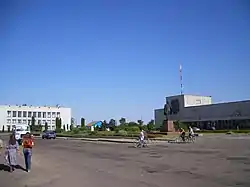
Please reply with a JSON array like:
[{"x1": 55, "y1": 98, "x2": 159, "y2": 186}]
[
  {"x1": 6, "y1": 134, "x2": 19, "y2": 172},
  {"x1": 22, "y1": 132, "x2": 34, "y2": 172}
]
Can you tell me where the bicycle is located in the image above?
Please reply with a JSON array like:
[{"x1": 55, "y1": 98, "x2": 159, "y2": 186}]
[
  {"x1": 133, "y1": 138, "x2": 148, "y2": 148},
  {"x1": 186, "y1": 134, "x2": 196, "y2": 143}
]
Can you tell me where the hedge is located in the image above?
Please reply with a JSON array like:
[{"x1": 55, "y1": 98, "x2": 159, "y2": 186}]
[
  {"x1": 56, "y1": 133, "x2": 164, "y2": 139},
  {"x1": 198, "y1": 130, "x2": 250, "y2": 134}
]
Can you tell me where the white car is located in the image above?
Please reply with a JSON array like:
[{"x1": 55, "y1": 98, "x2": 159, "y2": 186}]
[
  {"x1": 13, "y1": 125, "x2": 30, "y2": 145},
  {"x1": 192, "y1": 127, "x2": 201, "y2": 132}
]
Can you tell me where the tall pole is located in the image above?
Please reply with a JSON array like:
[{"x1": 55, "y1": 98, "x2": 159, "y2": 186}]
[{"x1": 179, "y1": 64, "x2": 183, "y2": 95}]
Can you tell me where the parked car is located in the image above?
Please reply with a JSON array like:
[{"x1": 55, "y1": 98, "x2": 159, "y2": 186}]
[
  {"x1": 192, "y1": 127, "x2": 201, "y2": 132},
  {"x1": 42, "y1": 131, "x2": 56, "y2": 139}
]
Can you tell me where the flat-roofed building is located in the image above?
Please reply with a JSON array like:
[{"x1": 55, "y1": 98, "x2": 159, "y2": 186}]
[
  {"x1": 0, "y1": 104, "x2": 71, "y2": 131},
  {"x1": 154, "y1": 94, "x2": 250, "y2": 130}
]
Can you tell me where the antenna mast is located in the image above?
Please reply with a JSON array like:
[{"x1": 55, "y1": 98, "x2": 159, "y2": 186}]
[{"x1": 179, "y1": 64, "x2": 183, "y2": 95}]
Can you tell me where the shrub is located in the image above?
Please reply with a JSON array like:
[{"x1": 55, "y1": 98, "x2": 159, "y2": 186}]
[
  {"x1": 126, "y1": 126, "x2": 140, "y2": 132},
  {"x1": 147, "y1": 134, "x2": 163, "y2": 138},
  {"x1": 199, "y1": 130, "x2": 250, "y2": 134},
  {"x1": 117, "y1": 130, "x2": 128, "y2": 136},
  {"x1": 89, "y1": 131, "x2": 98, "y2": 136},
  {"x1": 72, "y1": 128, "x2": 80, "y2": 134}
]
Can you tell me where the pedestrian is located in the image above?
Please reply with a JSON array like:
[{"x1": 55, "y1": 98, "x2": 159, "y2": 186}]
[
  {"x1": 0, "y1": 137, "x2": 4, "y2": 155},
  {"x1": 22, "y1": 132, "x2": 34, "y2": 172},
  {"x1": 6, "y1": 134, "x2": 19, "y2": 172}
]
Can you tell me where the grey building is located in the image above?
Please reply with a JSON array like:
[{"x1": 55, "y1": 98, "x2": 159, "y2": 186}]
[{"x1": 154, "y1": 94, "x2": 250, "y2": 130}]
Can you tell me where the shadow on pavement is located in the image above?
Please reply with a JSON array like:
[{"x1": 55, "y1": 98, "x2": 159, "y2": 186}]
[
  {"x1": 0, "y1": 164, "x2": 10, "y2": 172},
  {"x1": 0, "y1": 164, "x2": 26, "y2": 172},
  {"x1": 15, "y1": 164, "x2": 26, "y2": 172}
]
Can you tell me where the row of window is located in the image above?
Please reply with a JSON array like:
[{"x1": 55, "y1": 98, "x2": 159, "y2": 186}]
[
  {"x1": 7, "y1": 119, "x2": 56, "y2": 125},
  {"x1": 7, "y1": 111, "x2": 60, "y2": 118}
]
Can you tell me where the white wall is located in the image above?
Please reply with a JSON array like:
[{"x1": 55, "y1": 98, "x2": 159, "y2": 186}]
[
  {"x1": 0, "y1": 105, "x2": 71, "y2": 131},
  {"x1": 184, "y1": 95, "x2": 212, "y2": 107}
]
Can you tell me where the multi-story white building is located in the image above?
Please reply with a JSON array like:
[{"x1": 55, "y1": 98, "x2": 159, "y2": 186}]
[{"x1": 0, "y1": 104, "x2": 71, "y2": 131}]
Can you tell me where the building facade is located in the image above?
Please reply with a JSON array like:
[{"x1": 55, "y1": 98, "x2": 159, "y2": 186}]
[
  {"x1": 154, "y1": 94, "x2": 250, "y2": 130},
  {"x1": 0, "y1": 105, "x2": 71, "y2": 131}
]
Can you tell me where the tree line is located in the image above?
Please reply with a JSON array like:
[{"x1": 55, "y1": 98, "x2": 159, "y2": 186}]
[{"x1": 78, "y1": 117, "x2": 156, "y2": 131}]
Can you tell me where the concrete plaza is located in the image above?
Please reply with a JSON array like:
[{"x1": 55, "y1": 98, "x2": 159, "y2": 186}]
[{"x1": 0, "y1": 134, "x2": 250, "y2": 187}]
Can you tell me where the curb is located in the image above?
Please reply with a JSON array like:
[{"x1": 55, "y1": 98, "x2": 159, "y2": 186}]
[{"x1": 36, "y1": 136, "x2": 173, "y2": 144}]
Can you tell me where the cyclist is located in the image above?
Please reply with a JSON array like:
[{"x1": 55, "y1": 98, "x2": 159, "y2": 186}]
[
  {"x1": 188, "y1": 126, "x2": 194, "y2": 138},
  {"x1": 139, "y1": 129, "x2": 145, "y2": 147},
  {"x1": 180, "y1": 128, "x2": 186, "y2": 142}
]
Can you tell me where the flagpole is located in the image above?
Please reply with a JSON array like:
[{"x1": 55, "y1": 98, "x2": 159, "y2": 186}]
[{"x1": 179, "y1": 64, "x2": 183, "y2": 95}]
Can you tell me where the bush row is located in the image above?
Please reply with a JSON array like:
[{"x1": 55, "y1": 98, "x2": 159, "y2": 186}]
[
  {"x1": 198, "y1": 130, "x2": 250, "y2": 134},
  {"x1": 56, "y1": 132, "x2": 164, "y2": 139}
]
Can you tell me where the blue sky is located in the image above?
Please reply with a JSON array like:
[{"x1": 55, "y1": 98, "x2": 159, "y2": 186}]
[{"x1": 0, "y1": 0, "x2": 250, "y2": 124}]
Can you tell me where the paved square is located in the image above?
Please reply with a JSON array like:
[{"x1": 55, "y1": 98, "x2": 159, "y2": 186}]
[{"x1": 1, "y1": 135, "x2": 250, "y2": 187}]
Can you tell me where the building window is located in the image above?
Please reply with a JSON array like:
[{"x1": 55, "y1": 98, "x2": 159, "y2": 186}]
[
  {"x1": 28, "y1": 112, "x2": 32, "y2": 117},
  {"x1": 18, "y1": 111, "x2": 22, "y2": 117},
  {"x1": 48, "y1": 120, "x2": 51, "y2": 124},
  {"x1": 7, "y1": 119, "x2": 11, "y2": 124},
  {"x1": 52, "y1": 120, "x2": 55, "y2": 124},
  {"x1": 12, "y1": 119, "x2": 16, "y2": 124},
  {"x1": 33, "y1": 112, "x2": 37, "y2": 117},
  {"x1": 18, "y1": 119, "x2": 21, "y2": 124},
  {"x1": 23, "y1": 111, "x2": 27, "y2": 117},
  {"x1": 23, "y1": 119, "x2": 27, "y2": 124},
  {"x1": 52, "y1": 126, "x2": 55, "y2": 130},
  {"x1": 38, "y1": 120, "x2": 41, "y2": 125},
  {"x1": 57, "y1": 112, "x2": 60, "y2": 118},
  {"x1": 43, "y1": 112, "x2": 46, "y2": 118},
  {"x1": 47, "y1": 112, "x2": 51, "y2": 118},
  {"x1": 28, "y1": 119, "x2": 31, "y2": 125},
  {"x1": 7, "y1": 111, "x2": 11, "y2": 117},
  {"x1": 12, "y1": 111, "x2": 17, "y2": 117},
  {"x1": 38, "y1": 112, "x2": 41, "y2": 118},
  {"x1": 196, "y1": 99, "x2": 201, "y2": 104},
  {"x1": 42, "y1": 120, "x2": 46, "y2": 124},
  {"x1": 52, "y1": 112, "x2": 56, "y2": 118}
]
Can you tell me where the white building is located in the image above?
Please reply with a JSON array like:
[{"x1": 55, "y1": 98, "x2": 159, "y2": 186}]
[
  {"x1": 154, "y1": 94, "x2": 250, "y2": 130},
  {"x1": 0, "y1": 104, "x2": 71, "y2": 131}
]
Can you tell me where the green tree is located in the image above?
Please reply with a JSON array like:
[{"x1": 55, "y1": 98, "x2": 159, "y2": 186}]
[
  {"x1": 70, "y1": 124, "x2": 73, "y2": 131},
  {"x1": 71, "y1": 117, "x2": 75, "y2": 126},
  {"x1": 66, "y1": 124, "x2": 69, "y2": 131},
  {"x1": 101, "y1": 120, "x2": 107, "y2": 131},
  {"x1": 128, "y1": 122, "x2": 138, "y2": 126},
  {"x1": 173, "y1": 120, "x2": 187, "y2": 131},
  {"x1": 45, "y1": 122, "x2": 48, "y2": 131},
  {"x1": 119, "y1": 118, "x2": 126, "y2": 125},
  {"x1": 137, "y1": 120, "x2": 144, "y2": 126},
  {"x1": 108, "y1": 119, "x2": 116, "y2": 131},
  {"x1": 81, "y1": 118, "x2": 85, "y2": 127},
  {"x1": 147, "y1": 120, "x2": 155, "y2": 131},
  {"x1": 56, "y1": 117, "x2": 62, "y2": 133},
  {"x1": 63, "y1": 124, "x2": 66, "y2": 131},
  {"x1": 31, "y1": 116, "x2": 36, "y2": 131}
]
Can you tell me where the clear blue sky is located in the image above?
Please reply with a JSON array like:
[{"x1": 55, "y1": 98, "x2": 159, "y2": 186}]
[{"x1": 1, "y1": 0, "x2": 250, "y2": 124}]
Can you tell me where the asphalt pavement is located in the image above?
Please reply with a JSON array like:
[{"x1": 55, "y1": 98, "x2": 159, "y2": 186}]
[{"x1": 1, "y1": 135, "x2": 250, "y2": 187}]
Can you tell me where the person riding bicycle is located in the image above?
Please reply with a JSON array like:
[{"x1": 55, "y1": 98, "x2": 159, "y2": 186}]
[
  {"x1": 139, "y1": 129, "x2": 145, "y2": 147},
  {"x1": 188, "y1": 126, "x2": 194, "y2": 138},
  {"x1": 180, "y1": 128, "x2": 186, "y2": 142}
]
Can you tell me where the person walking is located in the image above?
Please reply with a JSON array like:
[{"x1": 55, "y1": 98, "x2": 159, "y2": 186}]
[
  {"x1": 22, "y1": 132, "x2": 34, "y2": 172},
  {"x1": 6, "y1": 134, "x2": 19, "y2": 172}
]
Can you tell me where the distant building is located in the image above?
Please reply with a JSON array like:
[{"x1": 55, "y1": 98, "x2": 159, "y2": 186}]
[
  {"x1": 0, "y1": 105, "x2": 71, "y2": 131},
  {"x1": 154, "y1": 94, "x2": 250, "y2": 130},
  {"x1": 86, "y1": 121, "x2": 102, "y2": 128}
]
